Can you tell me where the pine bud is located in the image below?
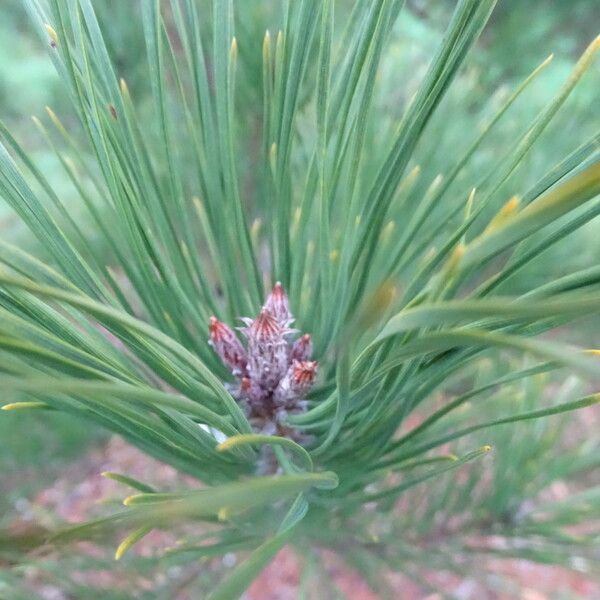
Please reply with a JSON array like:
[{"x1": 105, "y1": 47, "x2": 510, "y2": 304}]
[
  {"x1": 274, "y1": 360, "x2": 318, "y2": 405},
  {"x1": 209, "y1": 283, "x2": 317, "y2": 444},
  {"x1": 291, "y1": 334, "x2": 312, "y2": 362},
  {"x1": 263, "y1": 281, "x2": 293, "y2": 326},
  {"x1": 246, "y1": 309, "x2": 289, "y2": 390},
  {"x1": 208, "y1": 316, "x2": 248, "y2": 376}
]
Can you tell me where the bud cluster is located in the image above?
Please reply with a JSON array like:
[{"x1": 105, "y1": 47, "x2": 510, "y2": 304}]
[{"x1": 209, "y1": 283, "x2": 317, "y2": 439}]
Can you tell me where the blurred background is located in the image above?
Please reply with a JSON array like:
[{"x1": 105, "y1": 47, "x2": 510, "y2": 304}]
[{"x1": 0, "y1": 1, "x2": 598, "y2": 598}]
